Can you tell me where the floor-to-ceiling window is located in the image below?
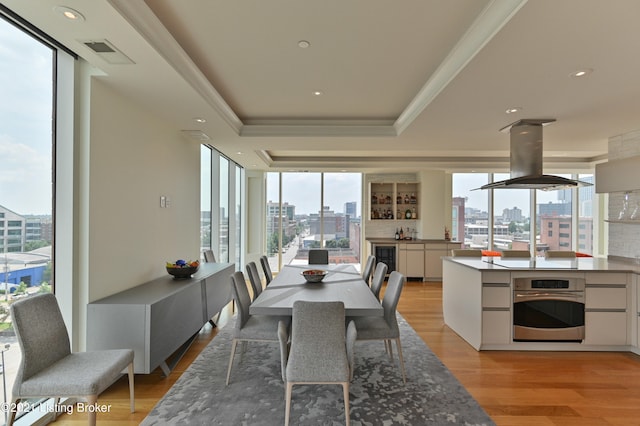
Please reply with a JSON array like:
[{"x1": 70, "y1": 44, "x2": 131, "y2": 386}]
[
  {"x1": 266, "y1": 172, "x2": 362, "y2": 271},
  {"x1": 452, "y1": 172, "x2": 596, "y2": 255},
  {"x1": 201, "y1": 147, "x2": 244, "y2": 270},
  {"x1": 282, "y1": 172, "x2": 320, "y2": 261},
  {"x1": 0, "y1": 8, "x2": 73, "y2": 424},
  {"x1": 577, "y1": 174, "x2": 595, "y2": 255},
  {"x1": 234, "y1": 164, "x2": 242, "y2": 267},
  {"x1": 265, "y1": 173, "x2": 281, "y2": 272},
  {"x1": 200, "y1": 146, "x2": 212, "y2": 258},
  {"x1": 492, "y1": 173, "x2": 530, "y2": 251},
  {"x1": 452, "y1": 174, "x2": 489, "y2": 248},
  {"x1": 536, "y1": 174, "x2": 574, "y2": 254},
  {"x1": 324, "y1": 173, "x2": 362, "y2": 264},
  {"x1": 219, "y1": 157, "x2": 230, "y2": 262}
]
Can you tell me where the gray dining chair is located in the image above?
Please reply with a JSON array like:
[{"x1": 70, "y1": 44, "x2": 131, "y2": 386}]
[
  {"x1": 203, "y1": 249, "x2": 216, "y2": 263},
  {"x1": 245, "y1": 261, "x2": 263, "y2": 301},
  {"x1": 501, "y1": 250, "x2": 531, "y2": 258},
  {"x1": 545, "y1": 250, "x2": 576, "y2": 259},
  {"x1": 370, "y1": 262, "x2": 388, "y2": 301},
  {"x1": 8, "y1": 293, "x2": 135, "y2": 426},
  {"x1": 227, "y1": 271, "x2": 289, "y2": 385},
  {"x1": 259, "y1": 255, "x2": 273, "y2": 285},
  {"x1": 278, "y1": 301, "x2": 357, "y2": 426},
  {"x1": 362, "y1": 255, "x2": 376, "y2": 285},
  {"x1": 308, "y1": 249, "x2": 329, "y2": 265},
  {"x1": 451, "y1": 249, "x2": 483, "y2": 257},
  {"x1": 348, "y1": 271, "x2": 406, "y2": 384}
]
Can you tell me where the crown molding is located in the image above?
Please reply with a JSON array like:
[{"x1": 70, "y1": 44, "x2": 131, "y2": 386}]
[
  {"x1": 241, "y1": 123, "x2": 397, "y2": 137},
  {"x1": 109, "y1": 0, "x2": 526, "y2": 138},
  {"x1": 393, "y1": 0, "x2": 528, "y2": 135},
  {"x1": 108, "y1": 0, "x2": 243, "y2": 134}
]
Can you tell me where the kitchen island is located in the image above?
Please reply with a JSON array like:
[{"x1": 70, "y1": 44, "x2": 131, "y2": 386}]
[{"x1": 443, "y1": 256, "x2": 640, "y2": 353}]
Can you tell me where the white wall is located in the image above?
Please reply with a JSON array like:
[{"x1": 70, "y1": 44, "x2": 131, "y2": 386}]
[
  {"x1": 74, "y1": 76, "x2": 201, "y2": 348},
  {"x1": 419, "y1": 170, "x2": 450, "y2": 239},
  {"x1": 245, "y1": 170, "x2": 266, "y2": 265}
]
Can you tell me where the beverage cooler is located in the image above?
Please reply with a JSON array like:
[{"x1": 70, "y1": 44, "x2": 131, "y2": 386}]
[{"x1": 375, "y1": 245, "x2": 396, "y2": 276}]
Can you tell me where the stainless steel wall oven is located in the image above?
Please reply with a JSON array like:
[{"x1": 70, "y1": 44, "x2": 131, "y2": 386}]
[{"x1": 513, "y1": 277, "x2": 585, "y2": 342}]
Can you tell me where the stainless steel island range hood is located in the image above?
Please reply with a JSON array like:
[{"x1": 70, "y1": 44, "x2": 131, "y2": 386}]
[{"x1": 479, "y1": 119, "x2": 591, "y2": 191}]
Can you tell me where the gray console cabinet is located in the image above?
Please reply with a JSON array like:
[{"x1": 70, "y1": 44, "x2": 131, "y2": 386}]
[{"x1": 87, "y1": 262, "x2": 234, "y2": 375}]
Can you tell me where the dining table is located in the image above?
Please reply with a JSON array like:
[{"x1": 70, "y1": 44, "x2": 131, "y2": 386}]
[{"x1": 249, "y1": 263, "x2": 384, "y2": 317}]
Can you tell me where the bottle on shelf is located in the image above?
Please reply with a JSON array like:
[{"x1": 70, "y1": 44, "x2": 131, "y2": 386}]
[
  {"x1": 395, "y1": 228, "x2": 400, "y2": 240},
  {"x1": 399, "y1": 227, "x2": 404, "y2": 239},
  {"x1": 412, "y1": 207, "x2": 416, "y2": 219},
  {"x1": 404, "y1": 193, "x2": 409, "y2": 204},
  {"x1": 372, "y1": 192, "x2": 377, "y2": 204}
]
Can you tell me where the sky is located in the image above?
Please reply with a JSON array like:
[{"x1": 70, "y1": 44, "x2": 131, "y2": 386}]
[
  {"x1": 267, "y1": 172, "x2": 362, "y2": 215},
  {"x1": 0, "y1": 18, "x2": 53, "y2": 216}
]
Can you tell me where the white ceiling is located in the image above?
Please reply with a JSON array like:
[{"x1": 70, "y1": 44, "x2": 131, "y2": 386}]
[{"x1": 4, "y1": 0, "x2": 640, "y2": 173}]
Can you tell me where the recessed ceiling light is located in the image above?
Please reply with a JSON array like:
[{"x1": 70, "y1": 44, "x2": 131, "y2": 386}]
[
  {"x1": 569, "y1": 68, "x2": 593, "y2": 78},
  {"x1": 54, "y1": 6, "x2": 85, "y2": 22},
  {"x1": 236, "y1": 151, "x2": 242, "y2": 155},
  {"x1": 298, "y1": 40, "x2": 310, "y2": 48},
  {"x1": 194, "y1": 117, "x2": 206, "y2": 123},
  {"x1": 313, "y1": 90, "x2": 323, "y2": 96},
  {"x1": 505, "y1": 107, "x2": 522, "y2": 114}
]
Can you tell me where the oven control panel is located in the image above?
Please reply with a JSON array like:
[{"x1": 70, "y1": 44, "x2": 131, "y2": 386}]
[{"x1": 514, "y1": 277, "x2": 585, "y2": 291}]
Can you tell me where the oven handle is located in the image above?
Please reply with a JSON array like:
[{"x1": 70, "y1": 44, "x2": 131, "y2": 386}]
[{"x1": 514, "y1": 292, "x2": 584, "y2": 303}]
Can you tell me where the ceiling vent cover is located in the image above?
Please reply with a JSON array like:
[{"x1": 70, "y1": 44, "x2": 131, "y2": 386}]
[{"x1": 81, "y1": 39, "x2": 134, "y2": 64}]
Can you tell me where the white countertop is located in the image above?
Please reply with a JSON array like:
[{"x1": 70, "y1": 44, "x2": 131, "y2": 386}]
[
  {"x1": 366, "y1": 238, "x2": 461, "y2": 244},
  {"x1": 443, "y1": 256, "x2": 640, "y2": 273}
]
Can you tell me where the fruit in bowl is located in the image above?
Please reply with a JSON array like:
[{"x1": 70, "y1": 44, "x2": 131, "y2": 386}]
[
  {"x1": 166, "y1": 259, "x2": 200, "y2": 279},
  {"x1": 301, "y1": 269, "x2": 327, "y2": 283}
]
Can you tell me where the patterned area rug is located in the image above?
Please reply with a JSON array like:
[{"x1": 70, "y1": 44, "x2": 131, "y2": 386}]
[{"x1": 142, "y1": 315, "x2": 495, "y2": 425}]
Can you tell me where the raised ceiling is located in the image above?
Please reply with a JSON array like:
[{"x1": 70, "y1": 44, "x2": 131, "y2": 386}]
[{"x1": 5, "y1": 0, "x2": 640, "y2": 172}]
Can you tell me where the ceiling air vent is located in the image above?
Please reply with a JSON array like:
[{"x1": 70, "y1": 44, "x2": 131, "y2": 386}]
[
  {"x1": 81, "y1": 39, "x2": 134, "y2": 64},
  {"x1": 181, "y1": 130, "x2": 211, "y2": 141}
]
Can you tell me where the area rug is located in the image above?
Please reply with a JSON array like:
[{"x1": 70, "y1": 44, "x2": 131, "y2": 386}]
[{"x1": 142, "y1": 315, "x2": 495, "y2": 425}]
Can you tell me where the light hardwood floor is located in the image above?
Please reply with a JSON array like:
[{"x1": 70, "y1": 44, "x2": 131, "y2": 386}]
[{"x1": 53, "y1": 281, "x2": 640, "y2": 425}]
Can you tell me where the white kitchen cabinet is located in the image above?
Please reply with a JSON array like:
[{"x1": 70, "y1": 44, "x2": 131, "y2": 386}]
[
  {"x1": 482, "y1": 310, "x2": 511, "y2": 345},
  {"x1": 583, "y1": 273, "x2": 629, "y2": 346},
  {"x1": 481, "y1": 281, "x2": 511, "y2": 345},
  {"x1": 398, "y1": 243, "x2": 424, "y2": 279},
  {"x1": 424, "y1": 242, "x2": 461, "y2": 281},
  {"x1": 584, "y1": 312, "x2": 628, "y2": 345}
]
